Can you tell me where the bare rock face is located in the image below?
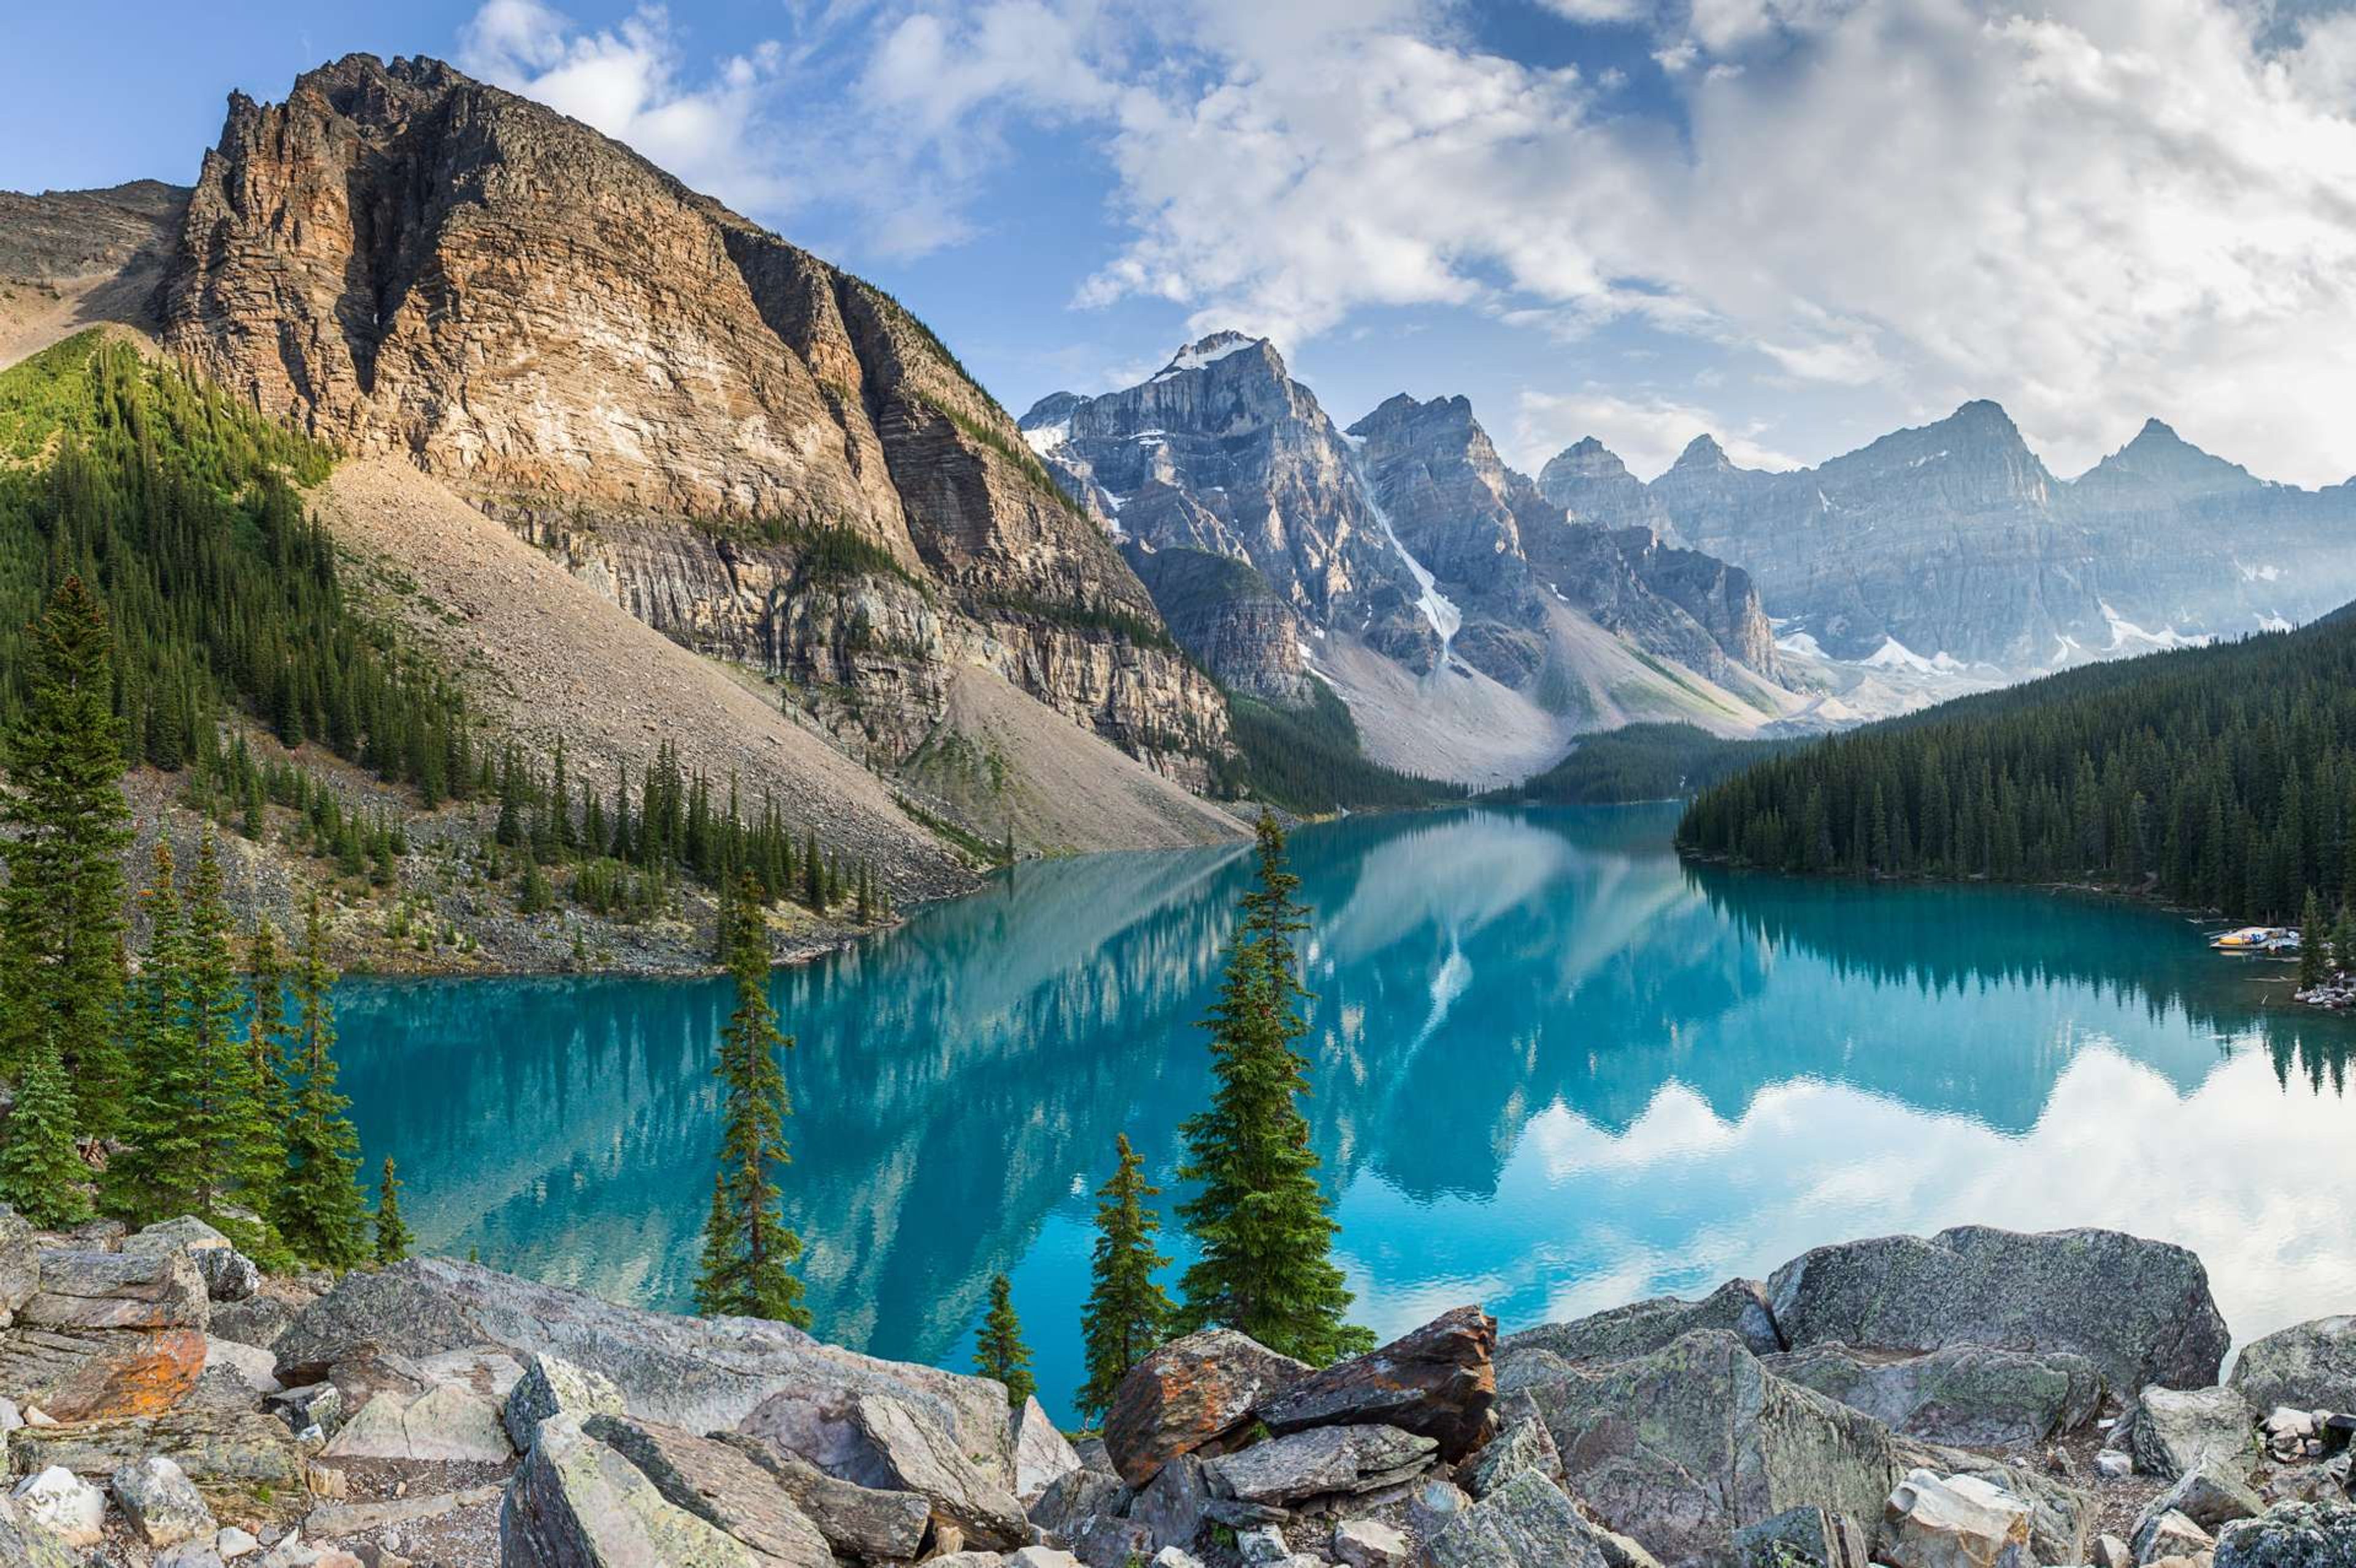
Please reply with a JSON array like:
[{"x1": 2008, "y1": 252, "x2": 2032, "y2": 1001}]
[
  {"x1": 160, "y1": 53, "x2": 1227, "y2": 786},
  {"x1": 1023, "y1": 334, "x2": 1441, "y2": 677}
]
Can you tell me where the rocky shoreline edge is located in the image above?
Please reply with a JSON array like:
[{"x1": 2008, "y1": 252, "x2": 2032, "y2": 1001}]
[{"x1": 0, "y1": 1217, "x2": 2340, "y2": 1567}]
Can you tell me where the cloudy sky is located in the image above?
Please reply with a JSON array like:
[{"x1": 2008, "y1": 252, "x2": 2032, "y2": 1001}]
[{"x1": 10, "y1": 0, "x2": 2356, "y2": 482}]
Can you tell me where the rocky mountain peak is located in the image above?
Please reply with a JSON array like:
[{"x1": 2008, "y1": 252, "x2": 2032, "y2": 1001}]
[
  {"x1": 1152, "y1": 330, "x2": 1279, "y2": 382},
  {"x1": 2076, "y1": 416, "x2": 2262, "y2": 496},
  {"x1": 161, "y1": 51, "x2": 1232, "y2": 787},
  {"x1": 1541, "y1": 437, "x2": 1634, "y2": 485},
  {"x1": 1672, "y1": 434, "x2": 1732, "y2": 472}
]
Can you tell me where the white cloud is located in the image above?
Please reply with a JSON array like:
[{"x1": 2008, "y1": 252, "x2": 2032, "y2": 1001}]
[
  {"x1": 447, "y1": 0, "x2": 2356, "y2": 483},
  {"x1": 1071, "y1": 0, "x2": 2356, "y2": 483},
  {"x1": 457, "y1": 2, "x2": 793, "y2": 213},
  {"x1": 1514, "y1": 388, "x2": 1800, "y2": 477}
]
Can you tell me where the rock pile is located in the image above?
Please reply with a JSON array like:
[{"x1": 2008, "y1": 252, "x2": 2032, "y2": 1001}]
[{"x1": 0, "y1": 1215, "x2": 2346, "y2": 1568}]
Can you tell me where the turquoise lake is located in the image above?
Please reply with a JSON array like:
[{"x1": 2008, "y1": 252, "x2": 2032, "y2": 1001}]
[{"x1": 336, "y1": 805, "x2": 2356, "y2": 1421}]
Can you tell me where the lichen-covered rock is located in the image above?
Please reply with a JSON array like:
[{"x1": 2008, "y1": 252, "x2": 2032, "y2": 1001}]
[
  {"x1": 1765, "y1": 1343, "x2": 2106, "y2": 1448},
  {"x1": 577, "y1": 1415, "x2": 831, "y2": 1567},
  {"x1": 1765, "y1": 1227, "x2": 2227, "y2": 1394},
  {"x1": 1104, "y1": 1329, "x2": 1308, "y2": 1487},
  {"x1": 1253, "y1": 1305, "x2": 1496, "y2": 1462},
  {"x1": 325, "y1": 1381, "x2": 514, "y2": 1464},
  {"x1": 498, "y1": 1413, "x2": 773, "y2": 1567},
  {"x1": 1424, "y1": 1470, "x2": 1611, "y2": 1568},
  {"x1": 2214, "y1": 1501, "x2": 2356, "y2": 1567},
  {"x1": 1129, "y1": 1451, "x2": 1209, "y2": 1556},
  {"x1": 275, "y1": 1258, "x2": 1015, "y2": 1487},
  {"x1": 2231, "y1": 1317, "x2": 2356, "y2": 1416},
  {"x1": 1499, "y1": 1329, "x2": 1901, "y2": 1566},
  {"x1": 1733, "y1": 1505, "x2": 1871, "y2": 1568},
  {"x1": 1201, "y1": 1424, "x2": 1436, "y2": 1506},
  {"x1": 2130, "y1": 1507, "x2": 2214, "y2": 1564},
  {"x1": 0, "y1": 1490, "x2": 77, "y2": 1568},
  {"x1": 8, "y1": 1469, "x2": 100, "y2": 1548},
  {"x1": 0, "y1": 1248, "x2": 210, "y2": 1420},
  {"x1": 110, "y1": 1455, "x2": 215, "y2": 1548},
  {"x1": 9, "y1": 1408, "x2": 306, "y2": 1490},
  {"x1": 1461, "y1": 1415, "x2": 1565, "y2": 1499},
  {"x1": 2120, "y1": 1385, "x2": 2255, "y2": 1482},
  {"x1": 1502, "y1": 1278, "x2": 1783, "y2": 1365},
  {"x1": 2138, "y1": 1461, "x2": 2266, "y2": 1532},
  {"x1": 1026, "y1": 1464, "x2": 1126, "y2": 1544},
  {"x1": 1332, "y1": 1515, "x2": 1408, "y2": 1567},
  {"x1": 1879, "y1": 1469, "x2": 2033, "y2": 1568},
  {"x1": 504, "y1": 1353, "x2": 626, "y2": 1452}
]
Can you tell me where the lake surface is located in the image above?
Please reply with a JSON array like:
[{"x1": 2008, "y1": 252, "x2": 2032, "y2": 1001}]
[{"x1": 337, "y1": 805, "x2": 2356, "y2": 1421}]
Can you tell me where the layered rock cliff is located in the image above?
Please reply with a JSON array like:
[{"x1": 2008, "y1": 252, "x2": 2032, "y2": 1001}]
[{"x1": 158, "y1": 53, "x2": 1228, "y2": 785}]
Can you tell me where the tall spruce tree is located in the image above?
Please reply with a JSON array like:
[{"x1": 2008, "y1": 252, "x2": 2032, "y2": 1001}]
[
  {"x1": 185, "y1": 832, "x2": 282, "y2": 1239},
  {"x1": 0, "y1": 1039, "x2": 91, "y2": 1228},
  {"x1": 277, "y1": 897, "x2": 372, "y2": 1269},
  {"x1": 0, "y1": 577, "x2": 131, "y2": 1133},
  {"x1": 247, "y1": 921, "x2": 291, "y2": 1123},
  {"x1": 693, "y1": 879, "x2": 809, "y2": 1325},
  {"x1": 1078, "y1": 1132, "x2": 1173, "y2": 1424},
  {"x1": 973, "y1": 1274, "x2": 1036, "y2": 1410},
  {"x1": 107, "y1": 843, "x2": 202, "y2": 1223},
  {"x1": 1174, "y1": 813, "x2": 1371, "y2": 1365},
  {"x1": 2301, "y1": 888, "x2": 2327, "y2": 990},
  {"x1": 375, "y1": 1156, "x2": 414, "y2": 1264}
]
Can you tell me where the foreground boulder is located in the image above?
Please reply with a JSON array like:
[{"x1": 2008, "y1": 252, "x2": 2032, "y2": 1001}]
[
  {"x1": 273, "y1": 1257, "x2": 1015, "y2": 1486},
  {"x1": 1103, "y1": 1329, "x2": 1307, "y2": 1486},
  {"x1": 2214, "y1": 1500, "x2": 2356, "y2": 1566},
  {"x1": 2230, "y1": 1316, "x2": 2356, "y2": 1416},
  {"x1": 1880, "y1": 1469, "x2": 2032, "y2": 1568},
  {"x1": 1733, "y1": 1505, "x2": 1870, "y2": 1568},
  {"x1": 1502, "y1": 1278, "x2": 1781, "y2": 1364},
  {"x1": 0, "y1": 1249, "x2": 209, "y2": 1420},
  {"x1": 1498, "y1": 1329, "x2": 1899, "y2": 1566},
  {"x1": 505, "y1": 1351, "x2": 626, "y2": 1451},
  {"x1": 1765, "y1": 1226, "x2": 2227, "y2": 1394},
  {"x1": 500, "y1": 1413, "x2": 774, "y2": 1567},
  {"x1": 1423, "y1": 1470, "x2": 1610, "y2": 1568},
  {"x1": 2119, "y1": 1385, "x2": 2256, "y2": 1482},
  {"x1": 1201, "y1": 1424, "x2": 1436, "y2": 1506},
  {"x1": 834, "y1": 1392, "x2": 1030, "y2": 1549},
  {"x1": 1765, "y1": 1342, "x2": 2105, "y2": 1448},
  {"x1": 1254, "y1": 1306, "x2": 1496, "y2": 1461},
  {"x1": 715, "y1": 1436, "x2": 931, "y2": 1562},
  {"x1": 110, "y1": 1455, "x2": 215, "y2": 1548},
  {"x1": 9, "y1": 1407, "x2": 305, "y2": 1489},
  {"x1": 580, "y1": 1415, "x2": 832, "y2": 1567},
  {"x1": 1012, "y1": 1395, "x2": 1081, "y2": 1503},
  {"x1": 0, "y1": 1491, "x2": 75, "y2": 1568}
]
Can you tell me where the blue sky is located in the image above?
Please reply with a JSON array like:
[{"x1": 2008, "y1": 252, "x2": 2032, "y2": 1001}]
[{"x1": 10, "y1": 1, "x2": 2356, "y2": 485}]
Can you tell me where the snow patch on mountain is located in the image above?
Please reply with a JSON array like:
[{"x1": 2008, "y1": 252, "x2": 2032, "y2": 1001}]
[{"x1": 2098, "y1": 602, "x2": 2209, "y2": 652}]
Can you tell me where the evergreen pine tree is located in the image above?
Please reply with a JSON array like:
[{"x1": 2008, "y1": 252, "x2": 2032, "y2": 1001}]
[
  {"x1": 0, "y1": 1039, "x2": 91, "y2": 1228},
  {"x1": 108, "y1": 843, "x2": 204, "y2": 1223},
  {"x1": 247, "y1": 920, "x2": 291, "y2": 1121},
  {"x1": 973, "y1": 1273, "x2": 1036, "y2": 1410},
  {"x1": 693, "y1": 878, "x2": 810, "y2": 1325},
  {"x1": 1077, "y1": 1132, "x2": 1173, "y2": 1424},
  {"x1": 181, "y1": 832, "x2": 283, "y2": 1241},
  {"x1": 277, "y1": 898, "x2": 372, "y2": 1269},
  {"x1": 2301, "y1": 888, "x2": 2327, "y2": 990},
  {"x1": 1174, "y1": 813, "x2": 1371, "y2": 1365},
  {"x1": 0, "y1": 577, "x2": 132, "y2": 1133},
  {"x1": 375, "y1": 1156, "x2": 414, "y2": 1264},
  {"x1": 2335, "y1": 903, "x2": 2356, "y2": 977}
]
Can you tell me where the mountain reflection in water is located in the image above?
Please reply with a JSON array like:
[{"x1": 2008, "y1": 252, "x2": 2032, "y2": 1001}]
[{"x1": 336, "y1": 805, "x2": 2356, "y2": 1420}]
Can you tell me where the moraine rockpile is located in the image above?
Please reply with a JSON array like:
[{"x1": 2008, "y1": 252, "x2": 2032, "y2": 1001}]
[{"x1": 0, "y1": 1218, "x2": 2346, "y2": 1566}]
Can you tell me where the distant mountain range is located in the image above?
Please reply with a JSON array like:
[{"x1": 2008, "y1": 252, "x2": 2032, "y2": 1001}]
[
  {"x1": 1023, "y1": 335, "x2": 1803, "y2": 783},
  {"x1": 1638, "y1": 402, "x2": 2356, "y2": 671},
  {"x1": 8, "y1": 52, "x2": 2356, "y2": 820}
]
